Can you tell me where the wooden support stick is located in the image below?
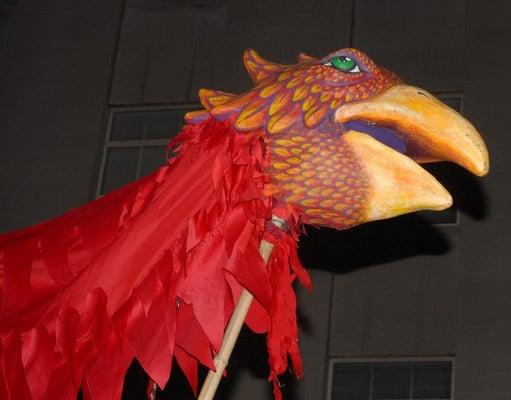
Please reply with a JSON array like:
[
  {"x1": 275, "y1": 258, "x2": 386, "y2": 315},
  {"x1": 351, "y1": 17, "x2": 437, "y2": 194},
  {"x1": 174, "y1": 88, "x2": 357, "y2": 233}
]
[{"x1": 197, "y1": 239, "x2": 275, "y2": 400}]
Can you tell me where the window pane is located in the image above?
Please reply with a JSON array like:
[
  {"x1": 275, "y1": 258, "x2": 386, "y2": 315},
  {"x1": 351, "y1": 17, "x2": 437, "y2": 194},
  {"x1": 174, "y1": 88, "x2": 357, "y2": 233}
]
[
  {"x1": 144, "y1": 110, "x2": 183, "y2": 139},
  {"x1": 0, "y1": 0, "x2": 17, "y2": 7},
  {"x1": 110, "y1": 112, "x2": 146, "y2": 141},
  {"x1": 101, "y1": 147, "x2": 140, "y2": 194},
  {"x1": 412, "y1": 362, "x2": 451, "y2": 399},
  {"x1": 0, "y1": 15, "x2": 12, "y2": 59},
  {"x1": 139, "y1": 146, "x2": 166, "y2": 176},
  {"x1": 372, "y1": 362, "x2": 411, "y2": 400},
  {"x1": 331, "y1": 363, "x2": 370, "y2": 400},
  {"x1": 331, "y1": 360, "x2": 452, "y2": 400}
]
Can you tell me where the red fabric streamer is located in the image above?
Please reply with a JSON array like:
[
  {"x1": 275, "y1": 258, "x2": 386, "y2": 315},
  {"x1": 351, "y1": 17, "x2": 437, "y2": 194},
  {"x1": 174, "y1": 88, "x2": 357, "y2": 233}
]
[{"x1": 0, "y1": 117, "x2": 311, "y2": 399}]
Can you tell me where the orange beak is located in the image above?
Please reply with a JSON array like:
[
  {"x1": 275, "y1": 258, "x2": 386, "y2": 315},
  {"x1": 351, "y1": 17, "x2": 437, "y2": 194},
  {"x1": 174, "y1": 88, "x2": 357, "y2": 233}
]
[{"x1": 334, "y1": 84, "x2": 489, "y2": 223}]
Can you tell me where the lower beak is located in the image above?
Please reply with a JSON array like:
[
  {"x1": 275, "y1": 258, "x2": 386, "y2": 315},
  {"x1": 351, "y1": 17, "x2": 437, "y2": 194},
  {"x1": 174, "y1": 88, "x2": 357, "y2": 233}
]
[{"x1": 344, "y1": 131, "x2": 452, "y2": 222}]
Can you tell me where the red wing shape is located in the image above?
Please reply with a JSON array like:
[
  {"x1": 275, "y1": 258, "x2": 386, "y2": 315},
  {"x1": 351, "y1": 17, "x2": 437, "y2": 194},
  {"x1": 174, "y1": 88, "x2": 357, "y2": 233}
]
[{"x1": 0, "y1": 118, "x2": 310, "y2": 400}]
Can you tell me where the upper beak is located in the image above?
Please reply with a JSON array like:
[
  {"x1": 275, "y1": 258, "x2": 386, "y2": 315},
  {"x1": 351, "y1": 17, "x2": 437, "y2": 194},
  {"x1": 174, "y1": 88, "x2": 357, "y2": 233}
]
[{"x1": 335, "y1": 84, "x2": 489, "y2": 177}]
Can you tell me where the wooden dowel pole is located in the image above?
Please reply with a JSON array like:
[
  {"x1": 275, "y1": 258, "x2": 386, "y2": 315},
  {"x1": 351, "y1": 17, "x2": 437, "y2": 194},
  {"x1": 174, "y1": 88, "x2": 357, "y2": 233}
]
[{"x1": 197, "y1": 239, "x2": 275, "y2": 400}]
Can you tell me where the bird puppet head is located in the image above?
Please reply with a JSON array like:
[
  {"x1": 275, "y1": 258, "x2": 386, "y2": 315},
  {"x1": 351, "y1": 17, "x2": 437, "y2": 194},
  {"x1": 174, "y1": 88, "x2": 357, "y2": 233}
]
[
  {"x1": 187, "y1": 47, "x2": 489, "y2": 230},
  {"x1": 0, "y1": 48, "x2": 489, "y2": 400}
]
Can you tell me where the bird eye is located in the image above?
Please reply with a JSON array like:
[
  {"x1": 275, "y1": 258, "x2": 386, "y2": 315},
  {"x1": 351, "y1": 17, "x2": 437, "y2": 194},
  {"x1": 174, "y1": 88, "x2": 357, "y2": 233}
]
[{"x1": 326, "y1": 56, "x2": 361, "y2": 73}]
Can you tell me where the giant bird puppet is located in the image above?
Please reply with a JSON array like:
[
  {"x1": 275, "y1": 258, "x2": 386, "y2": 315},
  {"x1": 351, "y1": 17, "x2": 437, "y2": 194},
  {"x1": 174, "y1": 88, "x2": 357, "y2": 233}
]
[{"x1": 0, "y1": 48, "x2": 489, "y2": 400}]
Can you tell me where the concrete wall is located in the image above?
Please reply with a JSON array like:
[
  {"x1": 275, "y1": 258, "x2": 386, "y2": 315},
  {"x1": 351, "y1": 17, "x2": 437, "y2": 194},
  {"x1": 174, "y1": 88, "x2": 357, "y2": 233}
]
[
  {"x1": 325, "y1": 2, "x2": 511, "y2": 400},
  {"x1": 1, "y1": 1, "x2": 510, "y2": 399},
  {"x1": 0, "y1": 0, "x2": 124, "y2": 231}
]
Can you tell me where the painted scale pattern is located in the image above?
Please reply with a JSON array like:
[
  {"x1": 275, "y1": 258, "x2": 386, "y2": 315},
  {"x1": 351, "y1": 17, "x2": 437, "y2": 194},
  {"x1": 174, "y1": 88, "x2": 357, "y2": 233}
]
[
  {"x1": 269, "y1": 129, "x2": 369, "y2": 229},
  {"x1": 186, "y1": 48, "x2": 402, "y2": 229}
]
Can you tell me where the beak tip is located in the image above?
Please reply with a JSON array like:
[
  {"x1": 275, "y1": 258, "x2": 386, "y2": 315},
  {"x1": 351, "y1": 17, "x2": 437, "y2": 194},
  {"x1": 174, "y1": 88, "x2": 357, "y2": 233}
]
[
  {"x1": 431, "y1": 179, "x2": 453, "y2": 210},
  {"x1": 436, "y1": 191, "x2": 453, "y2": 211},
  {"x1": 420, "y1": 183, "x2": 452, "y2": 212},
  {"x1": 464, "y1": 155, "x2": 489, "y2": 177},
  {"x1": 476, "y1": 160, "x2": 490, "y2": 177}
]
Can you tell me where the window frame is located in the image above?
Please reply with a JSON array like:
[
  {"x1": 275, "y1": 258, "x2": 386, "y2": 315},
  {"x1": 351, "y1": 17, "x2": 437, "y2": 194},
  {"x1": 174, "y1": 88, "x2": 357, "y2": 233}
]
[
  {"x1": 414, "y1": 91, "x2": 464, "y2": 228},
  {"x1": 96, "y1": 103, "x2": 200, "y2": 197},
  {"x1": 326, "y1": 356, "x2": 456, "y2": 400}
]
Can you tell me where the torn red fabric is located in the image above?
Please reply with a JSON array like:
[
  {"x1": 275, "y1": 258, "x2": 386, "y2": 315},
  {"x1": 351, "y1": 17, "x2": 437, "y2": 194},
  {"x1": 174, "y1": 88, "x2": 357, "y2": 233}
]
[{"x1": 0, "y1": 117, "x2": 311, "y2": 399}]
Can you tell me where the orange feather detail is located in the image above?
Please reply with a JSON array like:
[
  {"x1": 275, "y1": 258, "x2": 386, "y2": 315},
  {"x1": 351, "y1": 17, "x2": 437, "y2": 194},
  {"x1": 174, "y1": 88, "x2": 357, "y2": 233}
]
[
  {"x1": 311, "y1": 83, "x2": 322, "y2": 93},
  {"x1": 243, "y1": 49, "x2": 283, "y2": 83},
  {"x1": 211, "y1": 93, "x2": 254, "y2": 118},
  {"x1": 235, "y1": 97, "x2": 268, "y2": 131},
  {"x1": 286, "y1": 76, "x2": 304, "y2": 88},
  {"x1": 269, "y1": 91, "x2": 292, "y2": 116},
  {"x1": 320, "y1": 92, "x2": 332, "y2": 102},
  {"x1": 268, "y1": 103, "x2": 302, "y2": 134},
  {"x1": 304, "y1": 104, "x2": 330, "y2": 128},
  {"x1": 292, "y1": 85, "x2": 309, "y2": 101},
  {"x1": 199, "y1": 89, "x2": 237, "y2": 110},
  {"x1": 260, "y1": 82, "x2": 283, "y2": 98},
  {"x1": 302, "y1": 96, "x2": 317, "y2": 112}
]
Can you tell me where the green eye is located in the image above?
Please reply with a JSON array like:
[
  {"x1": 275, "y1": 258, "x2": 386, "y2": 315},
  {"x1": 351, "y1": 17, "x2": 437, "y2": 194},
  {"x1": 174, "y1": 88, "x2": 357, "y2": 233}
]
[{"x1": 328, "y1": 56, "x2": 361, "y2": 73}]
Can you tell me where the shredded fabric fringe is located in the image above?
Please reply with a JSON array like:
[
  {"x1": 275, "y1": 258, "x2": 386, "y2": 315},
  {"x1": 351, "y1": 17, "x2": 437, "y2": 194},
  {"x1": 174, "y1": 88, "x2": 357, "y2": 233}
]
[{"x1": 0, "y1": 117, "x2": 311, "y2": 399}]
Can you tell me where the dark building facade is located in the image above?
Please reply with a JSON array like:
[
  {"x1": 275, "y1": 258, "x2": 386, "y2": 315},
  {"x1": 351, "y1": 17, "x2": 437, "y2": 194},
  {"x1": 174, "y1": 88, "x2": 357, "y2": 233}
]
[{"x1": 1, "y1": 1, "x2": 510, "y2": 399}]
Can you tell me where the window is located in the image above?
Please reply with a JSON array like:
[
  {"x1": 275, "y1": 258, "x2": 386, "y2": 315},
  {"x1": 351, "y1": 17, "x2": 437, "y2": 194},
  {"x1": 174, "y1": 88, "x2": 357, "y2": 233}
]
[
  {"x1": 416, "y1": 93, "x2": 463, "y2": 225},
  {"x1": 97, "y1": 105, "x2": 200, "y2": 196},
  {"x1": 0, "y1": 0, "x2": 15, "y2": 68},
  {"x1": 328, "y1": 358, "x2": 454, "y2": 400}
]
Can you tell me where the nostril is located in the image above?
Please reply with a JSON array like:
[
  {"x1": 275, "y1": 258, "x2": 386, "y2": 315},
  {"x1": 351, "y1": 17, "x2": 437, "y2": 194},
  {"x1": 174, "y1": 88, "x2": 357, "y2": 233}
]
[{"x1": 417, "y1": 91, "x2": 429, "y2": 98}]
